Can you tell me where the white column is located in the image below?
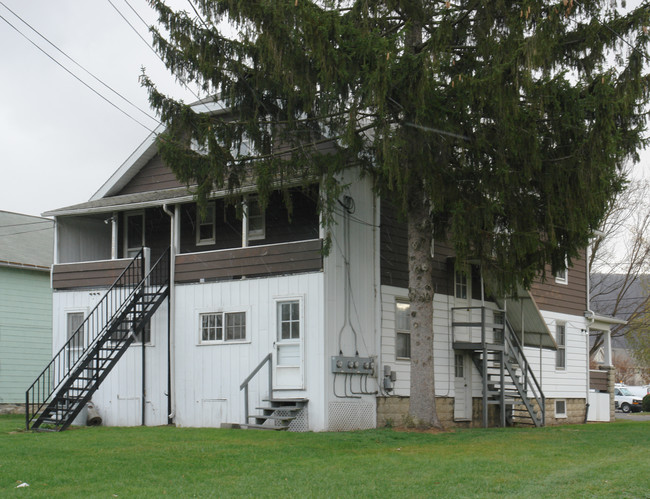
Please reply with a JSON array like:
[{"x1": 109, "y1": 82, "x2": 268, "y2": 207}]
[
  {"x1": 604, "y1": 329, "x2": 613, "y2": 367},
  {"x1": 111, "y1": 212, "x2": 118, "y2": 259},
  {"x1": 242, "y1": 198, "x2": 249, "y2": 248}
]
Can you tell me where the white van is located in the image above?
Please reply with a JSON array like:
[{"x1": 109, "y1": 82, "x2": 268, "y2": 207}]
[
  {"x1": 624, "y1": 385, "x2": 650, "y2": 399},
  {"x1": 614, "y1": 386, "x2": 644, "y2": 413}
]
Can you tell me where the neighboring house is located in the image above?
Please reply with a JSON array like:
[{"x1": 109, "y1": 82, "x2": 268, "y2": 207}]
[
  {"x1": 0, "y1": 211, "x2": 53, "y2": 413},
  {"x1": 591, "y1": 273, "x2": 650, "y2": 385},
  {"x1": 27, "y1": 106, "x2": 602, "y2": 431}
]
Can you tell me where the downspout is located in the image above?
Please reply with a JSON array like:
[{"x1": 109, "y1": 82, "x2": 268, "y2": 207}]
[
  {"x1": 163, "y1": 204, "x2": 176, "y2": 424},
  {"x1": 583, "y1": 233, "x2": 601, "y2": 423}
]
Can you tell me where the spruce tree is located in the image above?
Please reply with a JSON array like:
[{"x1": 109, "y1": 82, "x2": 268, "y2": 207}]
[{"x1": 143, "y1": 0, "x2": 650, "y2": 428}]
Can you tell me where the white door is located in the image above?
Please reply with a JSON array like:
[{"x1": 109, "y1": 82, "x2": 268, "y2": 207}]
[
  {"x1": 454, "y1": 352, "x2": 472, "y2": 421},
  {"x1": 274, "y1": 299, "x2": 304, "y2": 389}
]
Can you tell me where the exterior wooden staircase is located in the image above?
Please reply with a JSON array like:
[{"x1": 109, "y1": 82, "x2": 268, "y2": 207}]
[
  {"x1": 26, "y1": 248, "x2": 169, "y2": 431},
  {"x1": 452, "y1": 307, "x2": 545, "y2": 427}
]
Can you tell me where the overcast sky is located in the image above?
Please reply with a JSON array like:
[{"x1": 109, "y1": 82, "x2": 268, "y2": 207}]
[
  {"x1": 0, "y1": 0, "x2": 195, "y2": 218},
  {"x1": 1, "y1": 1, "x2": 648, "y2": 221}
]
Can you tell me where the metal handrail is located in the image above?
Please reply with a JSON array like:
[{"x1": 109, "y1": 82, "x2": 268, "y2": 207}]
[
  {"x1": 26, "y1": 249, "x2": 146, "y2": 429},
  {"x1": 240, "y1": 353, "x2": 273, "y2": 425},
  {"x1": 503, "y1": 318, "x2": 545, "y2": 425}
]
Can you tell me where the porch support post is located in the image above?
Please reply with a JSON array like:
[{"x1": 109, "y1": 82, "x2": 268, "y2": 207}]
[
  {"x1": 242, "y1": 198, "x2": 249, "y2": 248},
  {"x1": 604, "y1": 328, "x2": 613, "y2": 367},
  {"x1": 111, "y1": 212, "x2": 118, "y2": 259}
]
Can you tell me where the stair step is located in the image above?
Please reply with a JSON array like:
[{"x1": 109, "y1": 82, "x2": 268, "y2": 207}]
[
  {"x1": 251, "y1": 414, "x2": 297, "y2": 422},
  {"x1": 255, "y1": 406, "x2": 303, "y2": 412},
  {"x1": 242, "y1": 423, "x2": 288, "y2": 431}
]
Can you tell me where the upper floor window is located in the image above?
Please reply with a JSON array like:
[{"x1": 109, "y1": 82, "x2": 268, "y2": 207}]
[
  {"x1": 395, "y1": 300, "x2": 411, "y2": 359},
  {"x1": 555, "y1": 323, "x2": 566, "y2": 369},
  {"x1": 554, "y1": 258, "x2": 568, "y2": 284},
  {"x1": 246, "y1": 194, "x2": 265, "y2": 240},
  {"x1": 455, "y1": 270, "x2": 468, "y2": 300},
  {"x1": 196, "y1": 201, "x2": 216, "y2": 245}
]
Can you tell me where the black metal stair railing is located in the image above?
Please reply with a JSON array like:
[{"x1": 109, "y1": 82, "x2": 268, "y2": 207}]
[
  {"x1": 26, "y1": 248, "x2": 170, "y2": 430},
  {"x1": 502, "y1": 318, "x2": 545, "y2": 426}
]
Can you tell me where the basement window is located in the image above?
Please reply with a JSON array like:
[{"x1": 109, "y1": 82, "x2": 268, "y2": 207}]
[{"x1": 555, "y1": 399, "x2": 567, "y2": 418}]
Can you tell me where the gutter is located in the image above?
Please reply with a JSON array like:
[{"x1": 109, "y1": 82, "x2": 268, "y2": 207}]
[{"x1": 163, "y1": 204, "x2": 177, "y2": 424}]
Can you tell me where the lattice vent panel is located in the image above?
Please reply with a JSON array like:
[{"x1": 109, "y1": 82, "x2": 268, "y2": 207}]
[{"x1": 328, "y1": 401, "x2": 375, "y2": 431}]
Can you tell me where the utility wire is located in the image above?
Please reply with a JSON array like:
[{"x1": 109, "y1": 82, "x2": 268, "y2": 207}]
[
  {"x1": 0, "y1": 1, "x2": 160, "y2": 126},
  {"x1": 0, "y1": 10, "x2": 156, "y2": 133},
  {"x1": 110, "y1": 0, "x2": 225, "y2": 117}
]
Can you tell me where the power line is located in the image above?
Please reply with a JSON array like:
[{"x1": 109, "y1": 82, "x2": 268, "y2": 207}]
[
  {"x1": 108, "y1": 0, "x2": 224, "y2": 117},
  {"x1": 0, "y1": 1, "x2": 160, "y2": 126},
  {"x1": 0, "y1": 9, "x2": 157, "y2": 133},
  {"x1": 0, "y1": 220, "x2": 52, "y2": 228},
  {"x1": 0, "y1": 226, "x2": 54, "y2": 237}
]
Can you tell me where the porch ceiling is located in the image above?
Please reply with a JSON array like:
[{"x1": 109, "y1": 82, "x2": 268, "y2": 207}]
[{"x1": 495, "y1": 286, "x2": 558, "y2": 350}]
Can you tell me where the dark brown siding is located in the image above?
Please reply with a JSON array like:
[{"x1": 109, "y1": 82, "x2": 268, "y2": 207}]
[
  {"x1": 529, "y1": 251, "x2": 587, "y2": 315},
  {"x1": 590, "y1": 370, "x2": 608, "y2": 392},
  {"x1": 180, "y1": 200, "x2": 243, "y2": 253},
  {"x1": 380, "y1": 202, "x2": 453, "y2": 294},
  {"x1": 175, "y1": 239, "x2": 322, "y2": 283},
  {"x1": 53, "y1": 259, "x2": 131, "y2": 290},
  {"x1": 115, "y1": 155, "x2": 183, "y2": 196}
]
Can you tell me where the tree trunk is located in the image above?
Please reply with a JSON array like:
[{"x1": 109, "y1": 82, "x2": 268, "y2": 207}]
[{"x1": 407, "y1": 196, "x2": 442, "y2": 429}]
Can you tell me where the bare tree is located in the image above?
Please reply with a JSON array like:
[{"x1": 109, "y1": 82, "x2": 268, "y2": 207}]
[{"x1": 590, "y1": 174, "x2": 650, "y2": 356}]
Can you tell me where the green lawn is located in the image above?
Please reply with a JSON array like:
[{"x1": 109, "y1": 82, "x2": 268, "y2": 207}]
[{"x1": 1, "y1": 415, "x2": 648, "y2": 498}]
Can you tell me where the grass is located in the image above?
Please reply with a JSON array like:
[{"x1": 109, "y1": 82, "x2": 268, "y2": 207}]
[{"x1": 1, "y1": 415, "x2": 648, "y2": 498}]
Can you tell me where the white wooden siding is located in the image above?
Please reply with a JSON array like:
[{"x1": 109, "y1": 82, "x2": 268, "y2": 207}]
[
  {"x1": 323, "y1": 174, "x2": 378, "y2": 430},
  {"x1": 173, "y1": 272, "x2": 324, "y2": 429},
  {"x1": 379, "y1": 286, "x2": 588, "y2": 402},
  {"x1": 57, "y1": 216, "x2": 112, "y2": 264},
  {"x1": 53, "y1": 290, "x2": 169, "y2": 426}
]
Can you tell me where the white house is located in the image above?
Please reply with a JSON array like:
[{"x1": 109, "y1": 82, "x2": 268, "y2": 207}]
[{"x1": 27, "y1": 110, "x2": 609, "y2": 431}]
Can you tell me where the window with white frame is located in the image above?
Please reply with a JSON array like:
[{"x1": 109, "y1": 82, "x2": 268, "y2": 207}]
[
  {"x1": 455, "y1": 270, "x2": 468, "y2": 300},
  {"x1": 246, "y1": 194, "x2": 265, "y2": 240},
  {"x1": 555, "y1": 323, "x2": 566, "y2": 369},
  {"x1": 555, "y1": 399, "x2": 567, "y2": 418},
  {"x1": 67, "y1": 312, "x2": 84, "y2": 345},
  {"x1": 395, "y1": 300, "x2": 411, "y2": 359},
  {"x1": 200, "y1": 311, "x2": 247, "y2": 343},
  {"x1": 454, "y1": 353, "x2": 464, "y2": 378},
  {"x1": 124, "y1": 211, "x2": 144, "y2": 258},
  {"x1": 196, "y1": 201, "x2": 216, "y2": 245},
  {"x1": 554, "y1": 258, "x2": 568, "y2": 284},
  {"x1": 278, "y1": 301, "x2": 300, "y2": 340}
]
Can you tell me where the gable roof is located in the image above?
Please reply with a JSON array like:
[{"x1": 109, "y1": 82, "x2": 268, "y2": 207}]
[{"x1": 0, "y1": 211, "x2": 54, "y2": 270}]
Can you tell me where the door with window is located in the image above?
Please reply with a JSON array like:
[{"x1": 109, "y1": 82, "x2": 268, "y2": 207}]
[
  {"x1": 274, "y1": 299, "x2": 304, "y2": 389},
  {"x1": 454, "y1": 352, "x2": 472, "y2": 421},
  {"x1": 124, "y1": 211, "x2": 144, "y2": 258}
]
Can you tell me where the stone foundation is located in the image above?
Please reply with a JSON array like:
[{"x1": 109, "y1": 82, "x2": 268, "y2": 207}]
[
  {"x1": 377, "y1": 396, "x2": 588, "y2": 428},
  {"x1": 0, "y1": 403, "x2": 25, "y2": 415}
]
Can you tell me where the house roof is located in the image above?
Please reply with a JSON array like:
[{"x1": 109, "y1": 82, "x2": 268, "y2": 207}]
[{"x1": 0, "y1": 211, "x2": 54, "y2": 270}]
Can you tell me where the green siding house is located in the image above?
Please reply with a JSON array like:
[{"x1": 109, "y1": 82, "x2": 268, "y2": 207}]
[{"x1": 0, "y1": 211, "x2": 53, "y2": 412}]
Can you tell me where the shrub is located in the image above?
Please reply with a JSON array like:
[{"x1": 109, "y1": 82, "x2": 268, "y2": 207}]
[{"x1": 642, "y1": 394, "x2": 650, "y2": 412}]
